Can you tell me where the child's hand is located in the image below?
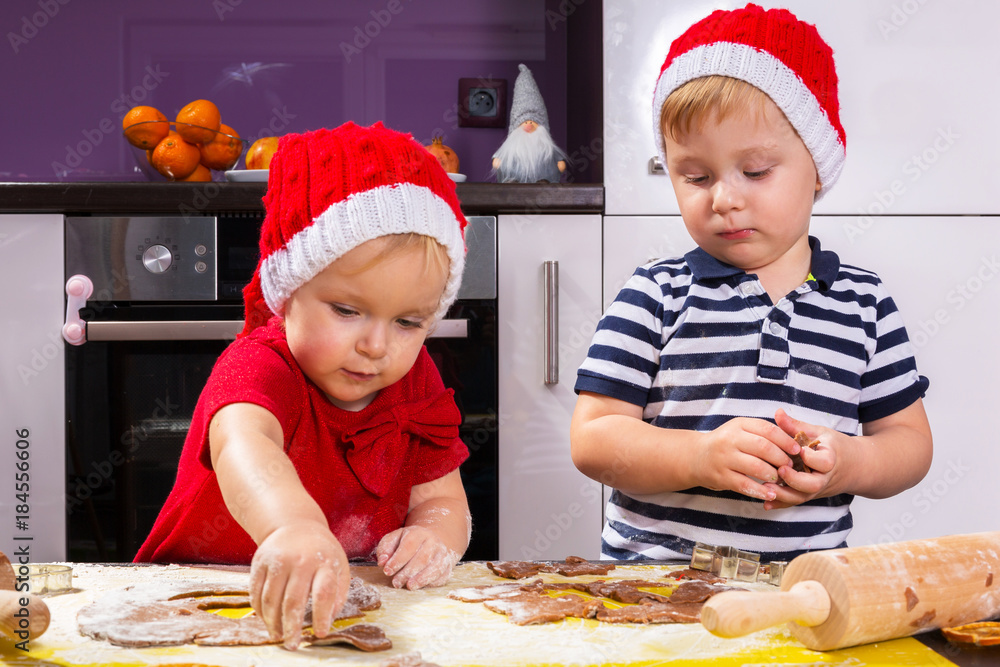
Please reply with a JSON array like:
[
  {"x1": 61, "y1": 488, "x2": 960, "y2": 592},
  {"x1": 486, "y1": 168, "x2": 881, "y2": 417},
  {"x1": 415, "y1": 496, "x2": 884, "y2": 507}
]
[
  {"x1": 694, "y1": 417, "x2": 801, "y2": 501},
  {"x1": 249, "y1": 521, "x2": 351, "y2": 650},
  {"x1": 762, "y1": 408, "x2": 838, "y2": 510},
  {"x1": 374, "y1": 525, "x2": 460, "y2": 590}
]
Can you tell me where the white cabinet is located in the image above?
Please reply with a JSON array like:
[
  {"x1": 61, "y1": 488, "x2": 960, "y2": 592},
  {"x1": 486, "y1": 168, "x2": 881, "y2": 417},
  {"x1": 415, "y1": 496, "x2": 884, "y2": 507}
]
[
  {"x1": 0, "y1": 214, "x2": 66, "y2": 561},
  {"x1": 604, "y1": 0, "x2": 1000, "y2": 215},
  {"x1": 497, "y1": 214, "x2": 604, "y2": 560},
  {"x1": 603, "y1": 215, "x2": 1000, "y2": 547}
]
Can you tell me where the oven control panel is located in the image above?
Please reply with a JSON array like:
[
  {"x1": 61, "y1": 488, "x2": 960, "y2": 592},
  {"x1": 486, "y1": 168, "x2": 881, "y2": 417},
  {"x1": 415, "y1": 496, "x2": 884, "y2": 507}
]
[{"x1": 66, "y1": 216, "x2": 217, "y2": 301}]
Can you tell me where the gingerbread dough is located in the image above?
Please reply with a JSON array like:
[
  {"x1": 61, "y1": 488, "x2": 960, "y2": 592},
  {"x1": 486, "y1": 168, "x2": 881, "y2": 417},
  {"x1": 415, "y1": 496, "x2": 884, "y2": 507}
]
[
  {"x1": 452, "y1": 575, "x2": 745, "y2": 626},
  {"x1": 483, "y1": 592, "x2": 603, "y2": 625},
  {"x1": 77, "y1": 577, "x2": 384, "y2": 649},
  {"x1": 486, "y1": 555, "x2": 616, "y2": 579},
  {"x1": 668, "y1": 567, "x2": 726, "y2": 584}
]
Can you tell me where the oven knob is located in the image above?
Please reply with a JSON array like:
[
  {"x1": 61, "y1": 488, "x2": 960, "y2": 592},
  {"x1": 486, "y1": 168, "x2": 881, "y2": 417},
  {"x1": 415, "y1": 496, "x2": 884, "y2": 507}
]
[{"x1": 142, "y1": 244, "x2": 173, "y2": 273}]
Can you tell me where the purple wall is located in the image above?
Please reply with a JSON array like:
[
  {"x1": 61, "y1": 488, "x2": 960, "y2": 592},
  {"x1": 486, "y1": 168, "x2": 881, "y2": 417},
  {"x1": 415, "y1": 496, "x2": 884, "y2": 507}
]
[{"x1": 0, "y1": 0, "x2": 568, "y2": 183}]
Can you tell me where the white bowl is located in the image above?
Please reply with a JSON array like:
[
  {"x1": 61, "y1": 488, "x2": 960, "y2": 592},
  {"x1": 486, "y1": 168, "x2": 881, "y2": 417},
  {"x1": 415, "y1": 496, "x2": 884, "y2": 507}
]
[{"x1": 447, "y1": 173, "x2": 467, "y2": 183}]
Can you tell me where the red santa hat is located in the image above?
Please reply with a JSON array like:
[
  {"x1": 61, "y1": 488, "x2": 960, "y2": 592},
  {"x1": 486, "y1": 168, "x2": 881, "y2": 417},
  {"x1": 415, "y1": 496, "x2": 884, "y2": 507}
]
[
  {"x1": 652, "y1": 3, "x2": 846, "y2": 199},
  {"x1": 241, "y1": 122, "x2": 467, "y2": 336}
]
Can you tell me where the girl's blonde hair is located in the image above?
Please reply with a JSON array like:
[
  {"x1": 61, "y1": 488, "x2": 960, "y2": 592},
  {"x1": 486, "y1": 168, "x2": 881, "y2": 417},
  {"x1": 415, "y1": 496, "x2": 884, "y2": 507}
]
[
  {"x1": 348, "y1": 233, "x2": 450, "y2": 278},
  {"x1": 659, "y1": 75, "x2": 776, "y2": 142}
]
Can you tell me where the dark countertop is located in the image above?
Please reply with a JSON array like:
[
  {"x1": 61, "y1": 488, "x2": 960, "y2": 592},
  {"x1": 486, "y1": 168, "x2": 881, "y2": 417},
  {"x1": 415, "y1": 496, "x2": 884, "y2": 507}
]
[{"x1": 0, "y1": 182, "x2": 604, "y2": 215}]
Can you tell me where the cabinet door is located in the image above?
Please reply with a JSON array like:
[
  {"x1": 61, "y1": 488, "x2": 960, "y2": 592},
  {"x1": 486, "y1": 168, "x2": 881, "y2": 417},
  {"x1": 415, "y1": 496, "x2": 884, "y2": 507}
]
[
  {"x1": 0, "y1": 214, "x2": 66, "y2": 561},
  {"x1": 497, "y1": 214, "x2": 603, "y2": 560}
]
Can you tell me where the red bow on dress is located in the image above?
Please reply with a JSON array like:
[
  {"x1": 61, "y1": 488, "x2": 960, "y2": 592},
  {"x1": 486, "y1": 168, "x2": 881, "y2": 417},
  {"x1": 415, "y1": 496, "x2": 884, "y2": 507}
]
[{"x1": 342, "y1": 389, "x2": 461, "y2": 497}]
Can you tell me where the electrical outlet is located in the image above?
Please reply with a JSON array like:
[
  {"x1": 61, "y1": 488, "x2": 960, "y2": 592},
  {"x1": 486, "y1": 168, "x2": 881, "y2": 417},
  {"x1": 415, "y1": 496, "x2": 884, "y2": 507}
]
[
  {"x1": 458, "y1": 78, "x2": 507, "y2": 128},
  {"x1": 468, "y1": 88, "x2": 498, "y2": 117}
]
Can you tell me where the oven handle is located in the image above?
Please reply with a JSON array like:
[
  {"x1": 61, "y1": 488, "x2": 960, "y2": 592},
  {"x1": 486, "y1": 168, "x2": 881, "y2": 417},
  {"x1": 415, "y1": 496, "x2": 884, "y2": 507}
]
[{"x1": 79, "y1": 318, "x2": 470, "y2": 342}]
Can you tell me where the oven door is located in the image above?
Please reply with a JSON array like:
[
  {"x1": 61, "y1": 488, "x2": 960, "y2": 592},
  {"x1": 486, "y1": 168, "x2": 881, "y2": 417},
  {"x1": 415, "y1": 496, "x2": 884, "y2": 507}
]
[{"x1": 65, "y1": 215, "x2": 497, "y2": 562}]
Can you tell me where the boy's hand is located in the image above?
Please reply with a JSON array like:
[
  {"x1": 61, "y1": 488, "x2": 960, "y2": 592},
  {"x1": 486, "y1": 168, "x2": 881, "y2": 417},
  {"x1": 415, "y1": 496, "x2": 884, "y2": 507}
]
[
  {"x1": 249, "y1": 521, "x2": 351, "y2": 650},
  {"x1": 694, "y1": 417, "x2": 801, "y2": 501},
  {"x1": 374, "y1": 525, "x2": 460, "y2": 590},
  {"x1": 762, "y1": 408, "x2": 838, "y2": 510}
]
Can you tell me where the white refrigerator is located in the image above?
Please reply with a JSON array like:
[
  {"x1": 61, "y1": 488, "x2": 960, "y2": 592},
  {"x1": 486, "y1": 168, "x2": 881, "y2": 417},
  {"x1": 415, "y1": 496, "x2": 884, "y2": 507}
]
[{"x1": 603, "y1": 0, "x2": 1000, "y2": 546}]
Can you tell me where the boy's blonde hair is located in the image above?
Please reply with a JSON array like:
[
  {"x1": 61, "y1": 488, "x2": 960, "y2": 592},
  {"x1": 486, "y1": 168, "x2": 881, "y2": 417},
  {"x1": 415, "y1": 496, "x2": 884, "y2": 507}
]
[{"x1": 659, "y1": 75, "x2": 775, "y2": 143}]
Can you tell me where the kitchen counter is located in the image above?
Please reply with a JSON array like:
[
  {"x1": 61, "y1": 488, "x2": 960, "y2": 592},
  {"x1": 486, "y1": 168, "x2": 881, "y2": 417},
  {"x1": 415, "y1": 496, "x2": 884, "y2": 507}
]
[
  {"x1": 6, "y1": 561, "x2": 981, "y2": 666},
  {"x1": 0, "y1": 182, "x2": 604, "y2": 215}
]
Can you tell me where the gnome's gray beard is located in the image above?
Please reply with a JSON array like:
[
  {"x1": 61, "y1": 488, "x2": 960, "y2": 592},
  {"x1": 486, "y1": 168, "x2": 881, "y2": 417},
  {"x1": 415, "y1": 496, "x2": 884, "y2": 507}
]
[{"x1": 492, "y1": 124, "x2": 566, "y2": 183}]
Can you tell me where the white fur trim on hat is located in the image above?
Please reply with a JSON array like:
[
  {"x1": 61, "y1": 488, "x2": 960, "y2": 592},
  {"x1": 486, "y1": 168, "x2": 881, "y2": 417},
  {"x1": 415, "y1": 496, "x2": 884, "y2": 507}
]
[
  {"x1": 259, "y1": 182, "x2": 465, "y2": 321},
  {"x1": 652, "y1": 42, "x2": 845, "y2": 200}
]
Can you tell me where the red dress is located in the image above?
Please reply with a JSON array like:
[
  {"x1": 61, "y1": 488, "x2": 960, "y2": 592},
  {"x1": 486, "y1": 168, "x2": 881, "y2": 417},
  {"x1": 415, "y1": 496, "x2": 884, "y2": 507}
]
[{"x1": 135, "y1": 318, "x2": 469, "y2": 564}]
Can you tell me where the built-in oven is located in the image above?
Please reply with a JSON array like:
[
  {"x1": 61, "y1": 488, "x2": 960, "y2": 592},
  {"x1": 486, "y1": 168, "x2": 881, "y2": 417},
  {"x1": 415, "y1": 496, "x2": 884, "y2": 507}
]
[{"x1": 63, "y1": 213, "x2": 497, "y2": 563}]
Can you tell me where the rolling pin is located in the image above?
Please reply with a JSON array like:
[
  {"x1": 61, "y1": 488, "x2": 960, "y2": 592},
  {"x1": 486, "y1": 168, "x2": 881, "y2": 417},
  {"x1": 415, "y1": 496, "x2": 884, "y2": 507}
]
[
  {"x1": 701, "y1": 531, "x2": 1000, "y2": 651},
  {"x1": 0, "y1": 551, "x2": 50, "y2": 642}
]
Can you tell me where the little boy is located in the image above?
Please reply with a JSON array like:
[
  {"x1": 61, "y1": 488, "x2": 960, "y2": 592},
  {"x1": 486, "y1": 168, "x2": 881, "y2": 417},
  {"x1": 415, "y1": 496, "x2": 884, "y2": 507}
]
[{"x1": 571, "y1": 4, "x2": 932, "y2": 562}]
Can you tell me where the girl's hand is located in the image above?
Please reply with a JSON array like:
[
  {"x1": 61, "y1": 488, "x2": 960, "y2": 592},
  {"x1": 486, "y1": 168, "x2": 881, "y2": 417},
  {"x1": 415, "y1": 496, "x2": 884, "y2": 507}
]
[
  {"x1": 762, "y1": 408, "x2": 839, "y2": 510},
  {"x1": 691, "y1": 416, "x2": 801, "y2": 502},
  {"x1": 249, "y1": 521, "x2": 351, "y2": 650},
  {"x1": 374, "y1": 525, "x2": 460, "y2": 590}
]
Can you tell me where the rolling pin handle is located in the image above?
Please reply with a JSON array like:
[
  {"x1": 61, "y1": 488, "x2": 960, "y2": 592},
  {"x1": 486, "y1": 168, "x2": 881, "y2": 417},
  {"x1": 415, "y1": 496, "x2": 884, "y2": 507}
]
[{"x1": 701, "y1": 580, "x2": 831, "y2": 638}]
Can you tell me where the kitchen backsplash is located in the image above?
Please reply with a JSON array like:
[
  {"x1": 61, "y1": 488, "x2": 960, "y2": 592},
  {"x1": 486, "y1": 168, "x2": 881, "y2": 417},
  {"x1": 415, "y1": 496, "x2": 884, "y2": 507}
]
[{"x1": 1, "y1": 0, "x2": 579, "y2": 184}]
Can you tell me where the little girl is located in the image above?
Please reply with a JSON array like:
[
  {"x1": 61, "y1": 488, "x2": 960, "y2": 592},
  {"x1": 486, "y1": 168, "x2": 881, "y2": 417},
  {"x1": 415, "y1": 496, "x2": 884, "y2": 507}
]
[{"x1": 135, "y1": 122, "x2": 471, "y2": 649}]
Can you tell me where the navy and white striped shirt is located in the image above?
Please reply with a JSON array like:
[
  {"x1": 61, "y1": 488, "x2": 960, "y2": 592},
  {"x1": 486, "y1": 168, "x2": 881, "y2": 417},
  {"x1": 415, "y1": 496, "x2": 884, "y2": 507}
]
[{"x1": 575, "y1": 236, "x2": 928, "y2": 562}]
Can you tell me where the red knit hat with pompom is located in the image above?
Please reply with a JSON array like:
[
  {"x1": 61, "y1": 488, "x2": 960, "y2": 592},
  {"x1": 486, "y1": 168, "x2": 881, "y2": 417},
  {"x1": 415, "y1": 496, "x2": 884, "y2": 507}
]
[
  {"x1": 241, "y1": 122, "x2": 467, "y2": 336},
  {"x1": 652, "y1": 3, "x2": 846, "y2": 199}
]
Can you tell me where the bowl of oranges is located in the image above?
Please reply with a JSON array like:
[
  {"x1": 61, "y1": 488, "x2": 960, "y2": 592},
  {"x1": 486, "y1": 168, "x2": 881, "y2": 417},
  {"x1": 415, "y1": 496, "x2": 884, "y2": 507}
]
[{"x1": 123, "y1": 100, "x2": 247, "y2": 182}]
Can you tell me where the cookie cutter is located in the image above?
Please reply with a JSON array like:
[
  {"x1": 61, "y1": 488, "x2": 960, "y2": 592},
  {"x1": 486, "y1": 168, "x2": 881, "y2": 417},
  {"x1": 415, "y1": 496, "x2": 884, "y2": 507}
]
[
  {"x1": 26, "y1": 563, "x2": 73, "y2": 595},
  {"x1": 689, "y1": 542, "x2": 782, "y2": 585}
]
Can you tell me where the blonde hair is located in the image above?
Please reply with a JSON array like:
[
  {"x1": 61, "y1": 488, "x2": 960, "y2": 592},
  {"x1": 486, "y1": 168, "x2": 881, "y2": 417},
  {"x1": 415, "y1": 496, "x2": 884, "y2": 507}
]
[
  {"x1": 659, "y1": 76, "x2": 776, "y2": 142},
  {"x1": 348, "y1": 233, "x2": 449, "y2": 278}
]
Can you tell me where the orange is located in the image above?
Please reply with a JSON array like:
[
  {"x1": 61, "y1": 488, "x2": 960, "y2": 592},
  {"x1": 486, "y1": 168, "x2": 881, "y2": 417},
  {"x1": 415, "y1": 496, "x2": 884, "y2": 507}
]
[
  {"x1": 175, "y1": 99, "x2": 221, "y2": 144},
  {"x1": 199, "y1": 123, "x2": 242, "y2": 170},
  {"x1": 178, "y1": 163, "x2": 212, "y2": 182},
  {"x1": 245, "y1": 136, "x2": 279, "y2": 170},
  {"x1": 123, "y1": 106, "x2": 169, "y2": 149},
  {"x1": 151, "y1": 133, "x2": 201, "y2": 180}
]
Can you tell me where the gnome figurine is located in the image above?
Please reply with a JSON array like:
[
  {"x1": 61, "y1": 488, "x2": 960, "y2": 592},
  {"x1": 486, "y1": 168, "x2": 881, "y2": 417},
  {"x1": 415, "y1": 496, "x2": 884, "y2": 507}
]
[{"x1": 491, "y1": 64, "x2": 567, "y2": 183}]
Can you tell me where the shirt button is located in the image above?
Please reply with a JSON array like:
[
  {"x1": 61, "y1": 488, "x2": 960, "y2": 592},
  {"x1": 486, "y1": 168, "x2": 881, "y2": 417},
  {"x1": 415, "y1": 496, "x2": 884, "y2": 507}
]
[
  {"x1": 740, "y1": 282, "x2": 756, "y2": 295},
  {"x1": 769, "y1": 321, "x2": 782, "y2": 334}
]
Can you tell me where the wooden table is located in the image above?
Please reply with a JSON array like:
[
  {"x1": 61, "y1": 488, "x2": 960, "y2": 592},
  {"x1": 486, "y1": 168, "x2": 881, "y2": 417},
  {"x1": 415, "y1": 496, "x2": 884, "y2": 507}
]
[{"x1": 3, "y1": 561, "x2": 984, "y2": 666}]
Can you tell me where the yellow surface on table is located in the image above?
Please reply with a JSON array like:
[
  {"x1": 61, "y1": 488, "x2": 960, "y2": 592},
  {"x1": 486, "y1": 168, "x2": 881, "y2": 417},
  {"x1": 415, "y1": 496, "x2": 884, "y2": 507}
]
[{"x1": 3, "y1": 562, "x2": 956, "y2": 666}]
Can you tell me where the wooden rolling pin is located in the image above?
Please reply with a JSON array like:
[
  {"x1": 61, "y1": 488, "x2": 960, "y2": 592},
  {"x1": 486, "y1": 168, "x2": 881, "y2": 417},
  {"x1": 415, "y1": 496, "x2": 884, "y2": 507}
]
[
  {"x1": 701, "y1": 532, "x2": 1000, "y2": 651},
  {"x1": 0, "y1": 551, "x2": 50, "y2": 642}
]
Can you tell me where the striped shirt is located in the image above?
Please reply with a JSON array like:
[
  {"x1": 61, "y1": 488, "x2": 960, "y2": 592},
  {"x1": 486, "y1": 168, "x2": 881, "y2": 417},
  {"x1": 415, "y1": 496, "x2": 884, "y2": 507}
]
[{"x1": 575, "y1": 236, "x2": 928, "y2": 562}]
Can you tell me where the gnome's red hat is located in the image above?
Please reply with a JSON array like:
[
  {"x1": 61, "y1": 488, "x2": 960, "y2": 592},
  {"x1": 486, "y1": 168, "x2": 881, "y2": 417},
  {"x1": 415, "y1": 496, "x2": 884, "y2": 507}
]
[
  {"x1": 242, "y1": 122, "x2": 467, "y2": 336},
  {"x1": 652, "y1": 3, "x2": 846, "y2": 199}
]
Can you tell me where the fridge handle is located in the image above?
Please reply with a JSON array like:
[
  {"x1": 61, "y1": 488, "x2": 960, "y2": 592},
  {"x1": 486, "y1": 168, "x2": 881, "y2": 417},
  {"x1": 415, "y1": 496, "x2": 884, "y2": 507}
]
[
  {"x1": 62, "y1": 274, "x2": 93, "y2": 346},
  {"x1": 543, "y1": 260, "x2": 559, "y2": 385}
]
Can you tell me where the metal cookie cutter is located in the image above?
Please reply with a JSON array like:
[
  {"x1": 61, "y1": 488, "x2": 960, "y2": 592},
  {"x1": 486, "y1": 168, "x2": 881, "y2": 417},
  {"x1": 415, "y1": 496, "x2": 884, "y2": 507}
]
[
  {"x1": 26, "y1": 564, "x2": 73, "y2": 595},
  {"x1": 689, "y1": 542, "x2": 761, "y2": 582}
]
